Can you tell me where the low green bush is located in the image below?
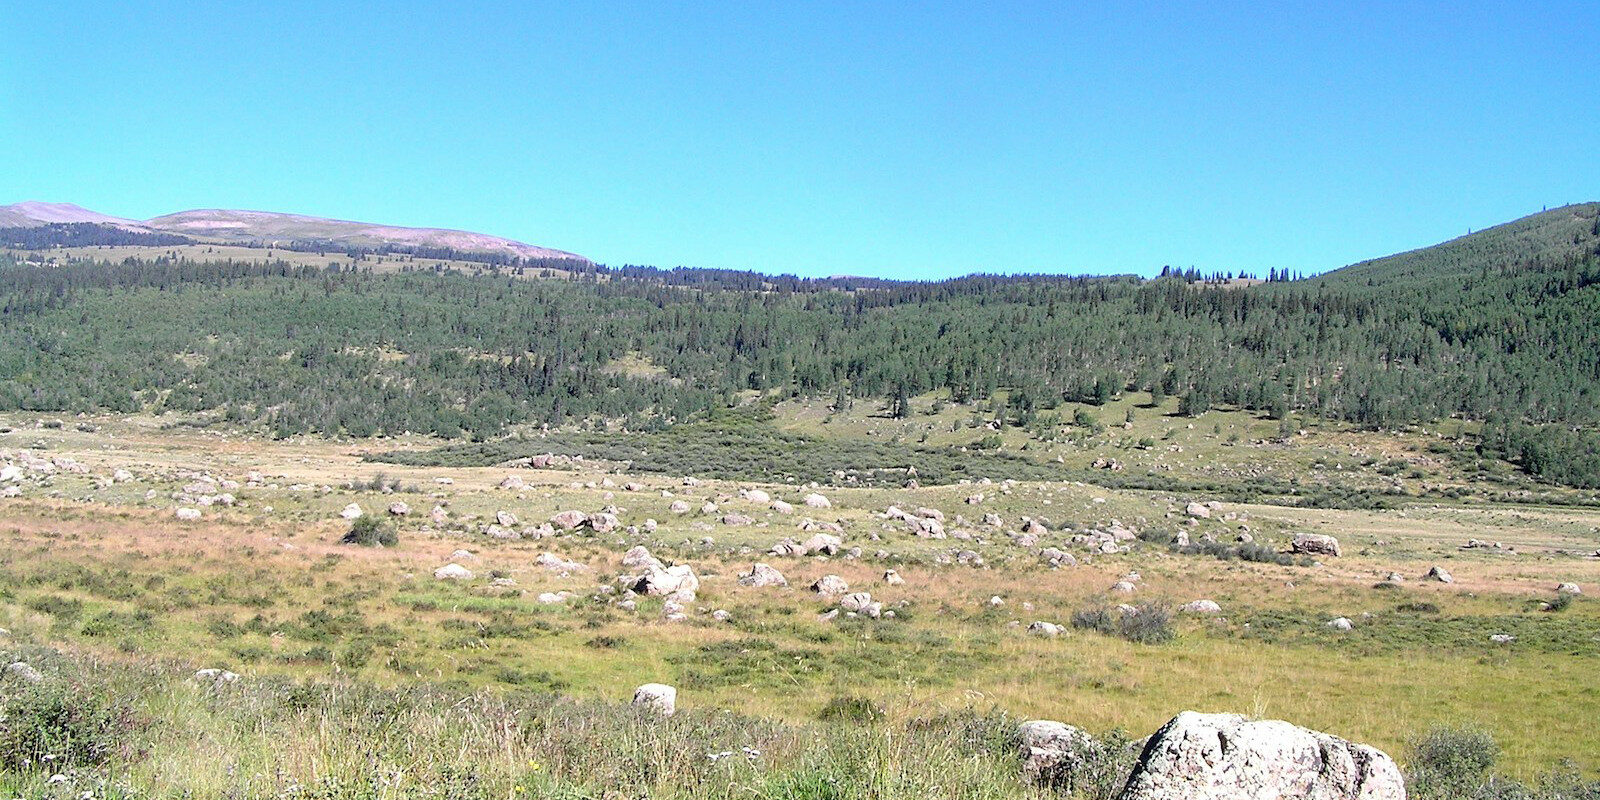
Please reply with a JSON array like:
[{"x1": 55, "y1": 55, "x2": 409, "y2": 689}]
[{"x1": 341, "y1": 516, "x2": 398, "y2": 547}]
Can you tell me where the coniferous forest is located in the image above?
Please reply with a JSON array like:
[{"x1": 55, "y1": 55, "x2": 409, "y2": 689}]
[{"x1": 1, "y1": 203, "x2": 1597, "y2": 485}]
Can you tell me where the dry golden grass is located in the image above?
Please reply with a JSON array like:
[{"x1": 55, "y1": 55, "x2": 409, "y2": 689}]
[{"x1": 2, "y1": 413, "x2": 1598, "y2": 779}]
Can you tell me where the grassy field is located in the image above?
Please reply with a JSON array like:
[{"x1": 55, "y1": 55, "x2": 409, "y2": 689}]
[{"x1": 1, "y1": 407, "x2": 1598, "y2": 797}]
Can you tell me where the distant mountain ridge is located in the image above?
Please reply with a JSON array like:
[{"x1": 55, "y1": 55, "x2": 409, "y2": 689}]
[{"x1": 0, "y1": 201, "x2": 588, "y2": 262}]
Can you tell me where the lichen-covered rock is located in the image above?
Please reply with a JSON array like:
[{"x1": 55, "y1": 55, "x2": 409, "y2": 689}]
[
  {"x1": 1028, "y1": 621, "x2": 1065, "y2": 637},
  {"x1": 1180, "y1": 600, "x2": 1222, "y2": 614},
  {"x1": 635, "y1": 564, "x2": 699, "y2": 601},
  {"x1": 811, "y1": 575, "x2": 849, "y2": 595},
  {"x1": 1116, "y1": 711, "x2": 1405, "y2": 800},
  {"x1": 1291, "y1": 533, "x2": 1342, "y2": 557},
  {"x1": 433, "y1": 563, "x2": 474, "y2": 580},
  {"x1": 632, "y1": 683, "x2": 677, "y2": 715},
  {"x1": 549, "y1": 510, "x2": 588, "y2": 530},
  {"x1": 6, "y1": 661, "x2": 43, "y2": 683},
  {"x1": 738, "y1": 562, "x2": 788, "y2": 588},
  {"x1": 801, "y1": 533, "x2": 843, "y2": 555},
  {"x1": 1018, "y1": 719, "x2": 1093, "y2": 779}
]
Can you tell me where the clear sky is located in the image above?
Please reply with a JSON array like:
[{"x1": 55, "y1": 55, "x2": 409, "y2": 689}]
[{"x1": 2, "y1": 2, "x2": 1595, "y2": 279}]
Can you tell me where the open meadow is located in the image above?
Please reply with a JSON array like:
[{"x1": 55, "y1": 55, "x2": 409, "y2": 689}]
[{"x1": 2, "y1": 400, "x2": 1596, "y2": 799}]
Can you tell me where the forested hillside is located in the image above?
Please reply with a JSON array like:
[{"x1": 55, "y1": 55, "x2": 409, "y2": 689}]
[{"x1": 1, "y1": 204, "x2": 1597, "y2": 483}]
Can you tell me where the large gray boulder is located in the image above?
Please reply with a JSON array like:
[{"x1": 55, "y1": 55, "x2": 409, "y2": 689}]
[
  {"x1": 1018, "y1": 719, "x2": 1094, "y2": 779},
  {"x1": 635, "y1": 564, "x2": 699, "y2": 601},
  {"x1": 1117, "y1": 711, "x2": 1405, "y2": 800},
  {"x1": 1290, "y1": 533, "x2": 1342, "y2": 558},
  {"x1": 738, "y1": 562, "x2": 788, "y2": 588}
]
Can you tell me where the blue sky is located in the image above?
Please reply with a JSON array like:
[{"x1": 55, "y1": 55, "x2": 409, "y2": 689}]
[{"x1": 2, "y1": 2, "x2": 1595, "y2": 279}]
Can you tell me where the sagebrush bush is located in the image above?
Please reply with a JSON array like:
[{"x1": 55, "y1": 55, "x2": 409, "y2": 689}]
[
  {"x1": 1072, "y1": 602, "x2": 1174, "y2": 644},
  {"x1": 816, "y1": 694, "x2": 886, "y2": 724},
  {"x1": 1027, "y1": 727, "x2": 1138, "y2": 800},
  {"x1": 1407, "y1": 726, "x2": 1499, "y2": 799},
  {"x1": 341, "y1": 515, "x2": 398, "y2": 547},
  {"x1": 0, "y1": 673, "x2": 148, "y2": 769}
]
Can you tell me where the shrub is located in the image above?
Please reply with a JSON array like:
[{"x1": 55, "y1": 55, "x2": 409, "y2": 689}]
[
  {"x1": 1072, "y1": 602, "x2": 1174, "y2": 644},
  {"x1": 1407, "y1": 726, "x2": 1499, "y2": 799},
  {"x1": 816, "y1": 695, "x2": 886, "y2": 724},
  {"x1": 0, "y1": 678, "x2": 148, "y2": 769},
  {"x1": 342, "y1": 515, "x2": 398, "y2": 547},
  {"x1": 1030, "y1": 727, "x2": 1138, "y2": 800}
]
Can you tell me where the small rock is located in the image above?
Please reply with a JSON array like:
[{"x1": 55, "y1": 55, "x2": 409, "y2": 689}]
[
  {"x1": 433, "y1": 563, "x2": 474, "y2": 580},
  {"x1": 632, "y1": 683, "x2": 677, "y2": 715},
  {"x1": 1180, "y1": 599, "x2": 1221, "y2": 614},
  {"x1": 6, "y1": 661, "x2": 43, "y2": 683}
]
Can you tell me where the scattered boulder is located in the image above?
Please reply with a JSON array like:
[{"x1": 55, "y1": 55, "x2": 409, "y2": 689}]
[
  {"x1": 839, "y1": 592, "x2": 881, "y2": 618},
  {"x1": 433, "y1": 563, "x2": 474, "y2": 580},
  {"x1": 1040, "y1": 547, "x2": 1078, "y2": 568},
  {"x1": 1328, "y1": 617, "x2": 1354, "y2": 631},
  {"x1": 1490, "y1": 633, "x2": 1516, "y2": 644},
  {"x1": 1117, "y1": 711, "x2": 1405, "y2": 800},
  {"x1": 194, "y1": 668, "x2": 240, "y2": 685},
  {"x1": 1557, "y1": 582, "x2": 1582, "y2": 595},
  {"x1": 5, "y1": 661, "x2": 43, "y2": 683},
  {"x1": 340, "y1": 503, "x2": 364, "y2": 520},
  {"x1": 802, "y1": 492, "x2": 832, "y2": 509},
  {"x1": 632, "y1": 683, "x2": 677, "y2": 716},
  {"x1": 1180, "y1": 600, "x2": 1221, "y2": 615},
  {"x1": 387, "y1": 501, "x2": 410, "y2": 516},
  {"x1": 1185, "y1": 502, "x2": 1211, "y2": 519},
  {"x1": 175, "y1": 507, "x2": 202, "y2": 521},
  {"x1": 498, "y1": 475, "x2": 526, "y2": 490},
  {"x1": 496, "y1": 510, "x2": 518, "y2": 527},
  {"x1": 550, "y1": 510, "x2": 588, "y2": 530},
  {"x1": 635, "y1": 564, "x2": 699, "y2": 601},
  {"x1": 588, "y1": 512, "x2": 621, "y2": 533},
  {"x1": 1290, "y1": 533, "x2": 1342, "y2": 558},
  {"x1": 1017, "y1": 719, "x2": 1093, "y2": 779},
  {"x1": 771, "y1": 499, "x2": 795, "y2": 514},
  {"x1": 721, "y1": 513, "x2": 755, "y2": 526},
  {"x1": 1424, "y1": 566, "x2": 1453, "y2": 583},
  {"x1": 801, "y1": 533, "x2": 844, "y2": 555},
  {"x1": 811, "y1": 575, "x2": 850, "y2": 595},
  {"x1": 534, "y1": 553, "x2": 585, "y2": 573},
  {"x1": 1027, "y1": 621, "x2": 1065, "y2": 638},
  {"x1": 882, "y1": 569, "x2": 905, "y2": 586},
  {"x1": 1111, "y1": 581, "x2": 1137, "y2": 594},
  {"x1": 669, "y1": 500, "x2": 691, "y2": 514},
  {"x1": 738, "y1": 563, "x2": 788, "y2": 588},
  {"x1": 743, "y1": 489, "x2": 772, "y2": 504}
]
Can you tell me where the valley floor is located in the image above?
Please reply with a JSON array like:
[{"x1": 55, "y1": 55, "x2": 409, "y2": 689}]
[{"x1": 1, "y1": 412, "x2": 1598, "y2": 797}]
